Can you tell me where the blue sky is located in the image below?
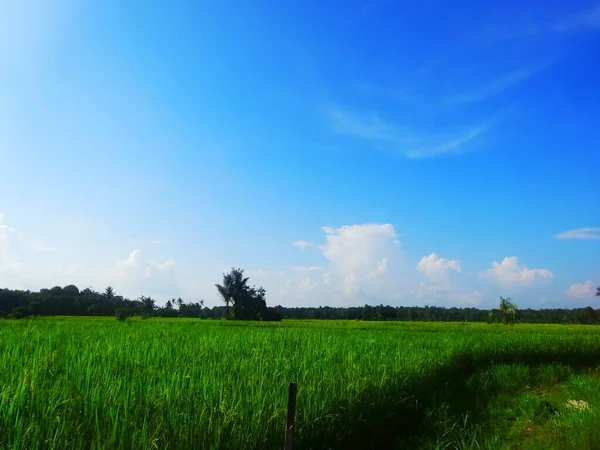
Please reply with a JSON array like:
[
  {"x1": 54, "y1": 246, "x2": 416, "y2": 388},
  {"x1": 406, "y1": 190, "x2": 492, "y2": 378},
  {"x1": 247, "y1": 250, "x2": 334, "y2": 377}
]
[{"x1": 1, "y1": 0, "x2": 599, "y2": 308}]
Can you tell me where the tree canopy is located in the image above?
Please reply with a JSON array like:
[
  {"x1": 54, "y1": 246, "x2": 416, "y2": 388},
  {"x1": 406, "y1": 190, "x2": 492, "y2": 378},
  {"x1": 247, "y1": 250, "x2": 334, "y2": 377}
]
[{"x1": 215, "y1": 268, "x2": 277, "y2": 320}]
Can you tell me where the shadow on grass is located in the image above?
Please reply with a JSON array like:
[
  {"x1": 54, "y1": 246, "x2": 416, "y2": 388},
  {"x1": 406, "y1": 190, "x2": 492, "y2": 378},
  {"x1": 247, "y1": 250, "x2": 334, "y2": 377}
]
[{"x1": 295, "y1": 347, "x2": 600, "y2": 450}]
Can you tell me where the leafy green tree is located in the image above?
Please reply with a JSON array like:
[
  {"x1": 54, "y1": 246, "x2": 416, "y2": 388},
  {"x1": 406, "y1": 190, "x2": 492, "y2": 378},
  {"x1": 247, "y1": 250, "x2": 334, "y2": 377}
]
[
  {"x1": 498, "y1": 296, "x2": 518, "y2": 325},
  {"x1": 138, "y1": 296, "x2": 156, "y2": 315},
  {"x1": 87, "y1": 304, "x2": 99, "y2": 316},
  {"x1": 62, "y1": 285, "x2": 80, "y2": 296}
]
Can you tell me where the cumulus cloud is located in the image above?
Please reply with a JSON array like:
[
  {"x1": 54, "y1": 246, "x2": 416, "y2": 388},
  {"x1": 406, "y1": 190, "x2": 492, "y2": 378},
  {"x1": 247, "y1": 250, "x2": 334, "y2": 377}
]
[
  {"x1": 566, "y1": 280, "x2": 595, "y2": 299},
  {"x1": 554, "y1": 227, "x2": 600, "y2": 240},
  {"x1": 480, "y1": 256, "x2": 553, "y2": 287},
  {"x1": 417, "y1": 253, "x2": 462, "y2": 283},
  {"x1": 277, "y1": 223, "x2": 408, "y2": 306},
  {"x1": 319, "y1": 224, "x2": 403, "y2": 295}
]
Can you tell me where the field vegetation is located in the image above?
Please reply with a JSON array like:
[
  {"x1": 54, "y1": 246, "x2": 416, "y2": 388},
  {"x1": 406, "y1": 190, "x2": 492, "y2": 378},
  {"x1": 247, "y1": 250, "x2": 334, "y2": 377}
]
[{"x1": 0, "y1": 318, "x2": 599, "y2": 449}]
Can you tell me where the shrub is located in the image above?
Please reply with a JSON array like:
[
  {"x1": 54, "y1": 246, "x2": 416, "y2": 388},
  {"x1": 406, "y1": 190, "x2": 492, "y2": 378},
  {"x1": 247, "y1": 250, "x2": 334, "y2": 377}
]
[
  {"x1": 115, "y1": 307, "x2": 131, "y2": 322},
  {"x1": 12, "y1": 306, "x2": 31, "y2": 318}
]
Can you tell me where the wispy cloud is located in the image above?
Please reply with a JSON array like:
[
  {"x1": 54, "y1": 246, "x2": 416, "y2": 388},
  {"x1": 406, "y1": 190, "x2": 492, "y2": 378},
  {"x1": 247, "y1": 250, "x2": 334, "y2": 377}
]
[
  {"x1": 553, "y1": 2, "x2": 600, "y2": 32},
  {"x1": 329, "y1": 107, "x2": 489, "y2": 158},
  {"x1": 554, "y1": 227, "x2": 600, "y2": 240},
  {"x1": 449, "y1": 65, "x2": 547, "y2": 104},
  {"x1": 292, "y1": 240, "x2": 314, "y2": 251}
]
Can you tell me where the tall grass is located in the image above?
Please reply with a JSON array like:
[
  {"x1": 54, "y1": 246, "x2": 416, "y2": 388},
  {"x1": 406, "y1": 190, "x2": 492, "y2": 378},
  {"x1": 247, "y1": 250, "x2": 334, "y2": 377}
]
[{"x1": 0, "y1": 318, "x2": 599, "y2": 449}]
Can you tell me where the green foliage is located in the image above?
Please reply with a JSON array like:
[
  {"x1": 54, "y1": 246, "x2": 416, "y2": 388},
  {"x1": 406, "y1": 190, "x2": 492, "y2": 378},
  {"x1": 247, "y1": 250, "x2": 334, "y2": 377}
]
[
  {"x1": 28, "y1": 301, "x2": 41, "y2": 316},
  {"x1": 115, "y1": 307, "x2": 131, "y2": 321},
  {"x1": 11, "y1": 306, "x2": 30, "y2": 318},
  {"x1": 215, "y1": 268, "x2": 271, "y2": 320},
  {"x1": 0, "y1": 319, "x2": 599, "y2": 449},
  {"x1": 499, "y1": 296, "x2": 518, "y2": 325}
]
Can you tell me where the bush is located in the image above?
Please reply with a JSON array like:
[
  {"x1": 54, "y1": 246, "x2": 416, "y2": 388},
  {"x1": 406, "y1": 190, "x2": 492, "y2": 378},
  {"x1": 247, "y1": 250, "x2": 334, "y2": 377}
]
[
  {"x1": 115, "y1": 307, "x2": 131, "y2": 322},
  {"x1": 12, "y1": 306, "x2": 31, "y2": 318},
  {"x1": 0, "y1": 311, "x2": 6, "y2": 319}
]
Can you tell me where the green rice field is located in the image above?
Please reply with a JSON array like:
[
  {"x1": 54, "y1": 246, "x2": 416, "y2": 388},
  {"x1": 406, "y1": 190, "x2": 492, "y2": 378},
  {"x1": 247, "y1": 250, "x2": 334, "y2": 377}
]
[{"x1": 1, "y1": 318, "x2": 599, "y2": 449}]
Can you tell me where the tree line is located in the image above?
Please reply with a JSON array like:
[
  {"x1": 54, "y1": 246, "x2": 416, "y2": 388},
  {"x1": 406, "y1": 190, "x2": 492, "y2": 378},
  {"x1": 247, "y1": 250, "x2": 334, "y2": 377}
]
[{"x1": 0, "y1": 269, "x2": 598, "y2": 324}]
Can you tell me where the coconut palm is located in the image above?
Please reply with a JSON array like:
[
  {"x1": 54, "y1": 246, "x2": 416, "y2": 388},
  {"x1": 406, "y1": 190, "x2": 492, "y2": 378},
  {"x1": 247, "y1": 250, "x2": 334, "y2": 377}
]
[
  {"x1": 215, "y1": 268, "x2": 249, "y2": 319},
  {"x1": 596, "y1": 286, "x2": 600, "y2": 297},
  {"x1": 498, "y1": 296, "x2": 518, "y2": 325}
]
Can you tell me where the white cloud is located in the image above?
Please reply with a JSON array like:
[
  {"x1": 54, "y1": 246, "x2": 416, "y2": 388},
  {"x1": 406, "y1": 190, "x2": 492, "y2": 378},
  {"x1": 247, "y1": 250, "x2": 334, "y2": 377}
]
[
  {"x1": 0, "y1": 222, "x2": 22, "y2": 272},
  {"x1": 554, "y1": 3, "x2": 600, "y2": 32},
  {"x1": 449, "y1": 65, "x2": 547, "y2": 104},
  {"x1": 566, "y1": 280, "x2": 595, "y2": 299},
  {"x1": 292, "y1": 266, "x2": 325, "y2": 272},
  {"x1": 0, "y1": 216, "x2": 179, "y2": 301},
  {"x1": 116, "y1": 249, "x2": 176, "y2": 279},
  {"x1": 417, "y1": 253, "x2": 462, "y2": 283},
  {"x1": 480, "y1": 256, "x2": 553, "y2": 287},
  {"x1": 275, "y1": 223, "x2": 409, "y2": 306},
  {"x1": 328, "y1": 107, "x2": 489, "y2": 158},
  {"x1": 292, "y1": 240, "x2": 313, "y2": 251},
  {"x1": 554, "y1": 227, "x2": 600, "y2": 240},
  {"x1": 0, "y1": 213, "x2": 4, "y2": 223},
  {"x1": 319, "y1": 223, "x2": 399, "y2": 281}
]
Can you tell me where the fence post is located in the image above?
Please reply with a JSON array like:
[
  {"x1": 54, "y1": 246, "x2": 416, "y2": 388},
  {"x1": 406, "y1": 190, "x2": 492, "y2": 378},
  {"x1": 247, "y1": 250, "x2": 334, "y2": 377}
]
[{"x1": 285, "y1": 382, "x2": 297, "y2": 450}]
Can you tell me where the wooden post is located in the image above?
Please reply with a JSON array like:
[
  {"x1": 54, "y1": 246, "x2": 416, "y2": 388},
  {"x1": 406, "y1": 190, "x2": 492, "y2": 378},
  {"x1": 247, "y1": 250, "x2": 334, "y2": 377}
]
[{"x1": 285, "y1": 382, "x2": 297, "y2": 450}]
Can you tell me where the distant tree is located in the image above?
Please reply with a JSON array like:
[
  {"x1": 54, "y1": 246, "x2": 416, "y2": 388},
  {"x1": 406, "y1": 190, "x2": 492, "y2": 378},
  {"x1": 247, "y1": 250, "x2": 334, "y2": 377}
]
[
  {"x1": 29, "y1": 302, "x2": 41, "y2": 316},
  {"x1": 87, "y1": 304, "x2": 99, "y2": 316},
  {"x1": 62, "y1": 285, "x2": 80, "y2": 296},
  {"x1": 216, "y1": 268, "x2": 249, "y2": 319},
  {"x1": 104, "y1": 286, "x2": 115, "y2": 301},
  {"x1": 498, "y1": 297, "x2": 518, "y2": 325},
  {"x1": 596, "y1": 286, "x2": 600, "y2": 297},
  {"x1": 138, "y1": 296, "x2": 156, "y2": 315},
  {"x1": 0, "y1": 310, "x2": 6, "y2": 319},
  {"x1": 215, "y1": 268, "x2": 272, "y2": 320},
  {"x1": 49, "y1": 286, "x2": 63, "y2": 296}
]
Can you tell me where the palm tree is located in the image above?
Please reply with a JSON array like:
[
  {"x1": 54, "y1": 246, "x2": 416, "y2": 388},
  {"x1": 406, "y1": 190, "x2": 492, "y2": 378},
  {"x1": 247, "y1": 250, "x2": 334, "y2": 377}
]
[
  {"x1": 104, "y1": 286, "x2": 115, "y2": 301},
  {"x1": 498, "y1": 296, "x2": 518, "y2": 325},
  {"x1": 215, "y1": 268, "x2": 249, "y2": 319},
  {"x1": 596, "y1": 286, "x2": 600, "y2": 297}
]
